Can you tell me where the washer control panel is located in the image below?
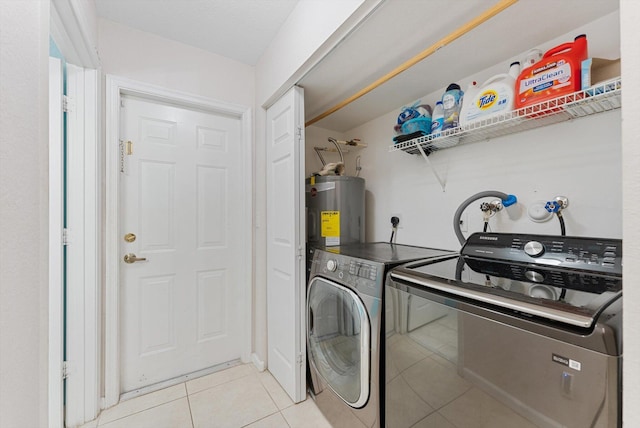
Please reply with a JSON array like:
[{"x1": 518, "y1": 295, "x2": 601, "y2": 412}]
[
  {"x1": 463, "y1": 233, "x2": 622, "y2": 275},
  {"x1": 524, "y1": 241, "x2": 545, "y2": 257}
]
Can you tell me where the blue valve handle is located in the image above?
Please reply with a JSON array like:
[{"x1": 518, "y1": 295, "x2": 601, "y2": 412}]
[
  {"x1": 545, "y1": 201, "x2": 561, "y2": 213},
  {"x1": 502, "y1": 194, "x2": 517, "y2": 207}
]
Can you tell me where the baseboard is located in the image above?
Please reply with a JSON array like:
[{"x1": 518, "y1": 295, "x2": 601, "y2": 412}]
[{"x1": 251, "y1": 353, "x2": 265, "y2": 372}]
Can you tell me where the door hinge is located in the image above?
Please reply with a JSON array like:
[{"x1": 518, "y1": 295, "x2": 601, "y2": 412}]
[
  {"x1": 297, "y1": 246, "x2": 304, "y2": 260},
  {"x1": 62, "y1": 95, "x2": 74, "y2": 112},
  {"x1": 62, "y1": 361, "x2": 71, "y2": 379},
  {"x1": 296, "y1": 353, "x2": 304, "y2": 366},
  {"x1": 296, "y1": 126, "x2": 303, "y2": 141},
  {"x1": 62, "y1": 228, "x2": 70, "y2": 246}
]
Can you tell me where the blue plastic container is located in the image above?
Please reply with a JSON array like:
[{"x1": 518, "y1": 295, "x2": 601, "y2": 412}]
[{"x1": 401, "y1": 116, "x2": 432, "y2": 135}]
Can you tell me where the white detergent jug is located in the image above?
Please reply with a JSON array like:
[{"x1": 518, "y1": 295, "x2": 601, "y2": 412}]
[{"x1": 460, "y1": 61, "x2": 520, "y2": 126}]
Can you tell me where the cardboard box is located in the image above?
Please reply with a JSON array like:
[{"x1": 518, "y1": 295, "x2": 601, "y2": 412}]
[
  {"x1": 592, "y1": 57, "x2": 621, "y2": 83},
  {"x1": 582, "y1": 57, "x2": 621, "y2": 90}
]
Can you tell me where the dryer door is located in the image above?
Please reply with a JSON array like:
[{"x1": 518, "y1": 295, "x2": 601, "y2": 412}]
[{"x1": 307, "y1": 277, "x2": 370, "y2": 408}]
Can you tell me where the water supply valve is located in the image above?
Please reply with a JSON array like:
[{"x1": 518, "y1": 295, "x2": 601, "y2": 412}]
[
  {"x1": 545, "y1": 196, "x2": 569, "y2": 213},
  {"x1": 545, "y1": 201, "x2": 561, "y2": 213},
  {"x1": 453, "y1": 191, "x2": 518, "y2": 246},
  {"x1": 480, "y1": 199, "x2": 503, "y2": 217},
  {"x1": 489, "y1": 199, "x2": 504, "y2": 212}
]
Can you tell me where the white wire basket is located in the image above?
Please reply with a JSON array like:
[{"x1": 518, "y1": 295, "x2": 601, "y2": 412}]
[{"x1": 389, "y1": 77, "x2": 622, "y2": 155}]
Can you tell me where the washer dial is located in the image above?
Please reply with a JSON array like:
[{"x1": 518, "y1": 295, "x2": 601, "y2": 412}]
[{"x1": 524, "y1": 241, "x2": 545, "y2": 257}]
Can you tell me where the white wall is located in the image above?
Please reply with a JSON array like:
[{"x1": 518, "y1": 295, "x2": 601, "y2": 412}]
[
  {"x1": 351, "y1": 109, "x2": 621, "y2": 249},
  {"x1": 0, "y1": 1, "x2": 50, "y2": 427},
  {"x1": 621, "y1": 0, "x2": 640, "y2": 425},
  {"x1": 98, "y1": 19, "x2": 255, "y2": 107}
]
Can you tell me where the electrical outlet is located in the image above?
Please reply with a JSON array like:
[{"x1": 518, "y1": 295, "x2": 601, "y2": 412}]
[
  {"x1": 391, "y1": 213, "x2": 403, "y2": 229},
  {"x1": 459, "y1": 212, "x2": 468, "y2": 232}
]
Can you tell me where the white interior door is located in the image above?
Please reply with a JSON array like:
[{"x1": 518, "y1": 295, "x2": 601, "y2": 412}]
[
  {"x1": 266, "y1": 86, "x2": 306, "y2": 403},
  {"x1": 119, "y1": 95, "x2": 244, "y2": 393}
]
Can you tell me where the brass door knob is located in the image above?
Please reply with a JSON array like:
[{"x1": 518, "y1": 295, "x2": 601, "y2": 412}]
[{"x1": 123, "y1": 253, "x2": 147, "y2": 264}]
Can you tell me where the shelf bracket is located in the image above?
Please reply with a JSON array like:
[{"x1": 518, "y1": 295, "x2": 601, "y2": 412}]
[{"x1": 416, "y1": 144, "x2": 446, "y2": 192}]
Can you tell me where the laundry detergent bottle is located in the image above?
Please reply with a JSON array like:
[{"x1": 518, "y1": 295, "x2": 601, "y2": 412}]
[
  {"x1": 515, "y1": 34, "x2": 588, "y2": 109},
  {"x1": 441, "y1": 83, "x2": 464, "y2": 131},
  {"x1": 460, "y1": 62, "x2": 520, "y2": 126},
  {"x1": 431, "y1": 101, "x2": 444, "y2": 136}
]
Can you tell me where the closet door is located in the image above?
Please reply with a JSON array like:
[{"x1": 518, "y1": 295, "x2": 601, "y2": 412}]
[{"x1": 266, "y1": 86, "x2": 306, "y2": 402}]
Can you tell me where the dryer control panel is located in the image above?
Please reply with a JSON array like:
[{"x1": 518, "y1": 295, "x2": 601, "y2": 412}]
[
  {"x1": 349, "y1": 260, "x2": 379, "y2": 281},
  {"x1": 310, "y1": 250, "x2": 383, "y2": 298}
]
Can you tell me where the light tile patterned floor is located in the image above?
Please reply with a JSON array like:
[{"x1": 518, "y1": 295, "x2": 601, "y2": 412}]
[
  {"x1": 80, "y1": 364, "x2": 332, "y2": 428},
  {"x1": 386, "y1": 312, "x2": 539, "y2": 428}
]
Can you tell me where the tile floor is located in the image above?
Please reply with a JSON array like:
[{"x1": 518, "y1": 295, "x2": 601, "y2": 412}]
[
  {"x1": 80, "y1": 364, "x2": 332, "y2": 428},
  {"x1": 386, "y1": 311, "x2": 539, "y2": 428}
]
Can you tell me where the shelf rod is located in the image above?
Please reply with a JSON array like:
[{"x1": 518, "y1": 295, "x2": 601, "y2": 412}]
[
  {"x1": 305, "y1": 0, "x2": 519, "y2": 127},
  {"x1": 334, "y1": 139, "x2": 367, "y2": 148},
  {"x1": 314, "y1": 147, "x2": 351, "y2": 153},
  {"x1": 416, "y1": 144, "x2": 446, "y2": 192}
]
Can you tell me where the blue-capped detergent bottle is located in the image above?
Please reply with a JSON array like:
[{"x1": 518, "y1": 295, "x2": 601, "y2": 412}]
[
  {"x1": 431, "y1": 101, "x2": 444, "y2": 136},
  {"x1": 441, "y1": 83, "x2": 464, "y2": 131},
  {"x1": 459, "y1": 62, "x2": 521, "y2": 126}
]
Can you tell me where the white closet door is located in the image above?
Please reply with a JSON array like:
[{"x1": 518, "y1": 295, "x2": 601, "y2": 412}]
[{"x1": 266, "y1": 86, "x2": 306, "y2": 402}]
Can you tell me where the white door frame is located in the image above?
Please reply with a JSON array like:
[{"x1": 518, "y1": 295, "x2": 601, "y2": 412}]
[
  {"x1": 104, "y1": 75, "x2": 253, "y2": 408},
  {"x1": 50, "y1": 1, "x2": 102, "y2": 426},
  {"x1": 48, "y1": 55, "x2": 64, "y2": 428}
]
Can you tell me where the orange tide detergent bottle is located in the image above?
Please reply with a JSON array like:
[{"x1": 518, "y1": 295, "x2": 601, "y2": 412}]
[{"x1": 515, "y1": 34, "x2": 588, "y2": 109}]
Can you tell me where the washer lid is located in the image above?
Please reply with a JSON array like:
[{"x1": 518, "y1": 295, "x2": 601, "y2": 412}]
[{"x1": 391, "y1": 255, "x2": 621, "y2": 329}]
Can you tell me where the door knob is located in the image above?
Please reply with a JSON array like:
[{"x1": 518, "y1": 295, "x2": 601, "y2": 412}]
[{"x1": 123, "y1": 253, "x2": 147, "y2": 264}]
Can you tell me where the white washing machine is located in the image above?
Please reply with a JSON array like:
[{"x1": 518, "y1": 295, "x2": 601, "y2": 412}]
[{"x1": 306, "y1": 242, "x2": 455, "y2": 428}]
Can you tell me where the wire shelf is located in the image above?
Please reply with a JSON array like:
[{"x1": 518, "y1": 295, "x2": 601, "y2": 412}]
[{"x1": 389, "y1": 78, "x2": 622, "y2": 155}]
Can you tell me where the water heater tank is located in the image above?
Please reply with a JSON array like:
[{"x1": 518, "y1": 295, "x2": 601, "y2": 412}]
[{"x1": 306, "y1": 176, "x2": 365, "y2": 247}]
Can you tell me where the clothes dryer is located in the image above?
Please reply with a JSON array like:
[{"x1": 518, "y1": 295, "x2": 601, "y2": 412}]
[{"x1": 306, "y1": 242, "x2": 455, "y2": 427}]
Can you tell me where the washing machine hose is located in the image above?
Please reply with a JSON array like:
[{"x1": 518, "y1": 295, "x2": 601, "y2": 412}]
[{"x1": 453, "y1": 190, "x2": 515, "y2": 246}]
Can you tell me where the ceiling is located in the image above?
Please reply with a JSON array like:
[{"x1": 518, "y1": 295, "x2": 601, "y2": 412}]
[
  {"x1": 95, "y1": 0, "x2": 299, "y2": 65},
  {"x1": 95, "y1": 0, "x2": 620, "y2": 132}
]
